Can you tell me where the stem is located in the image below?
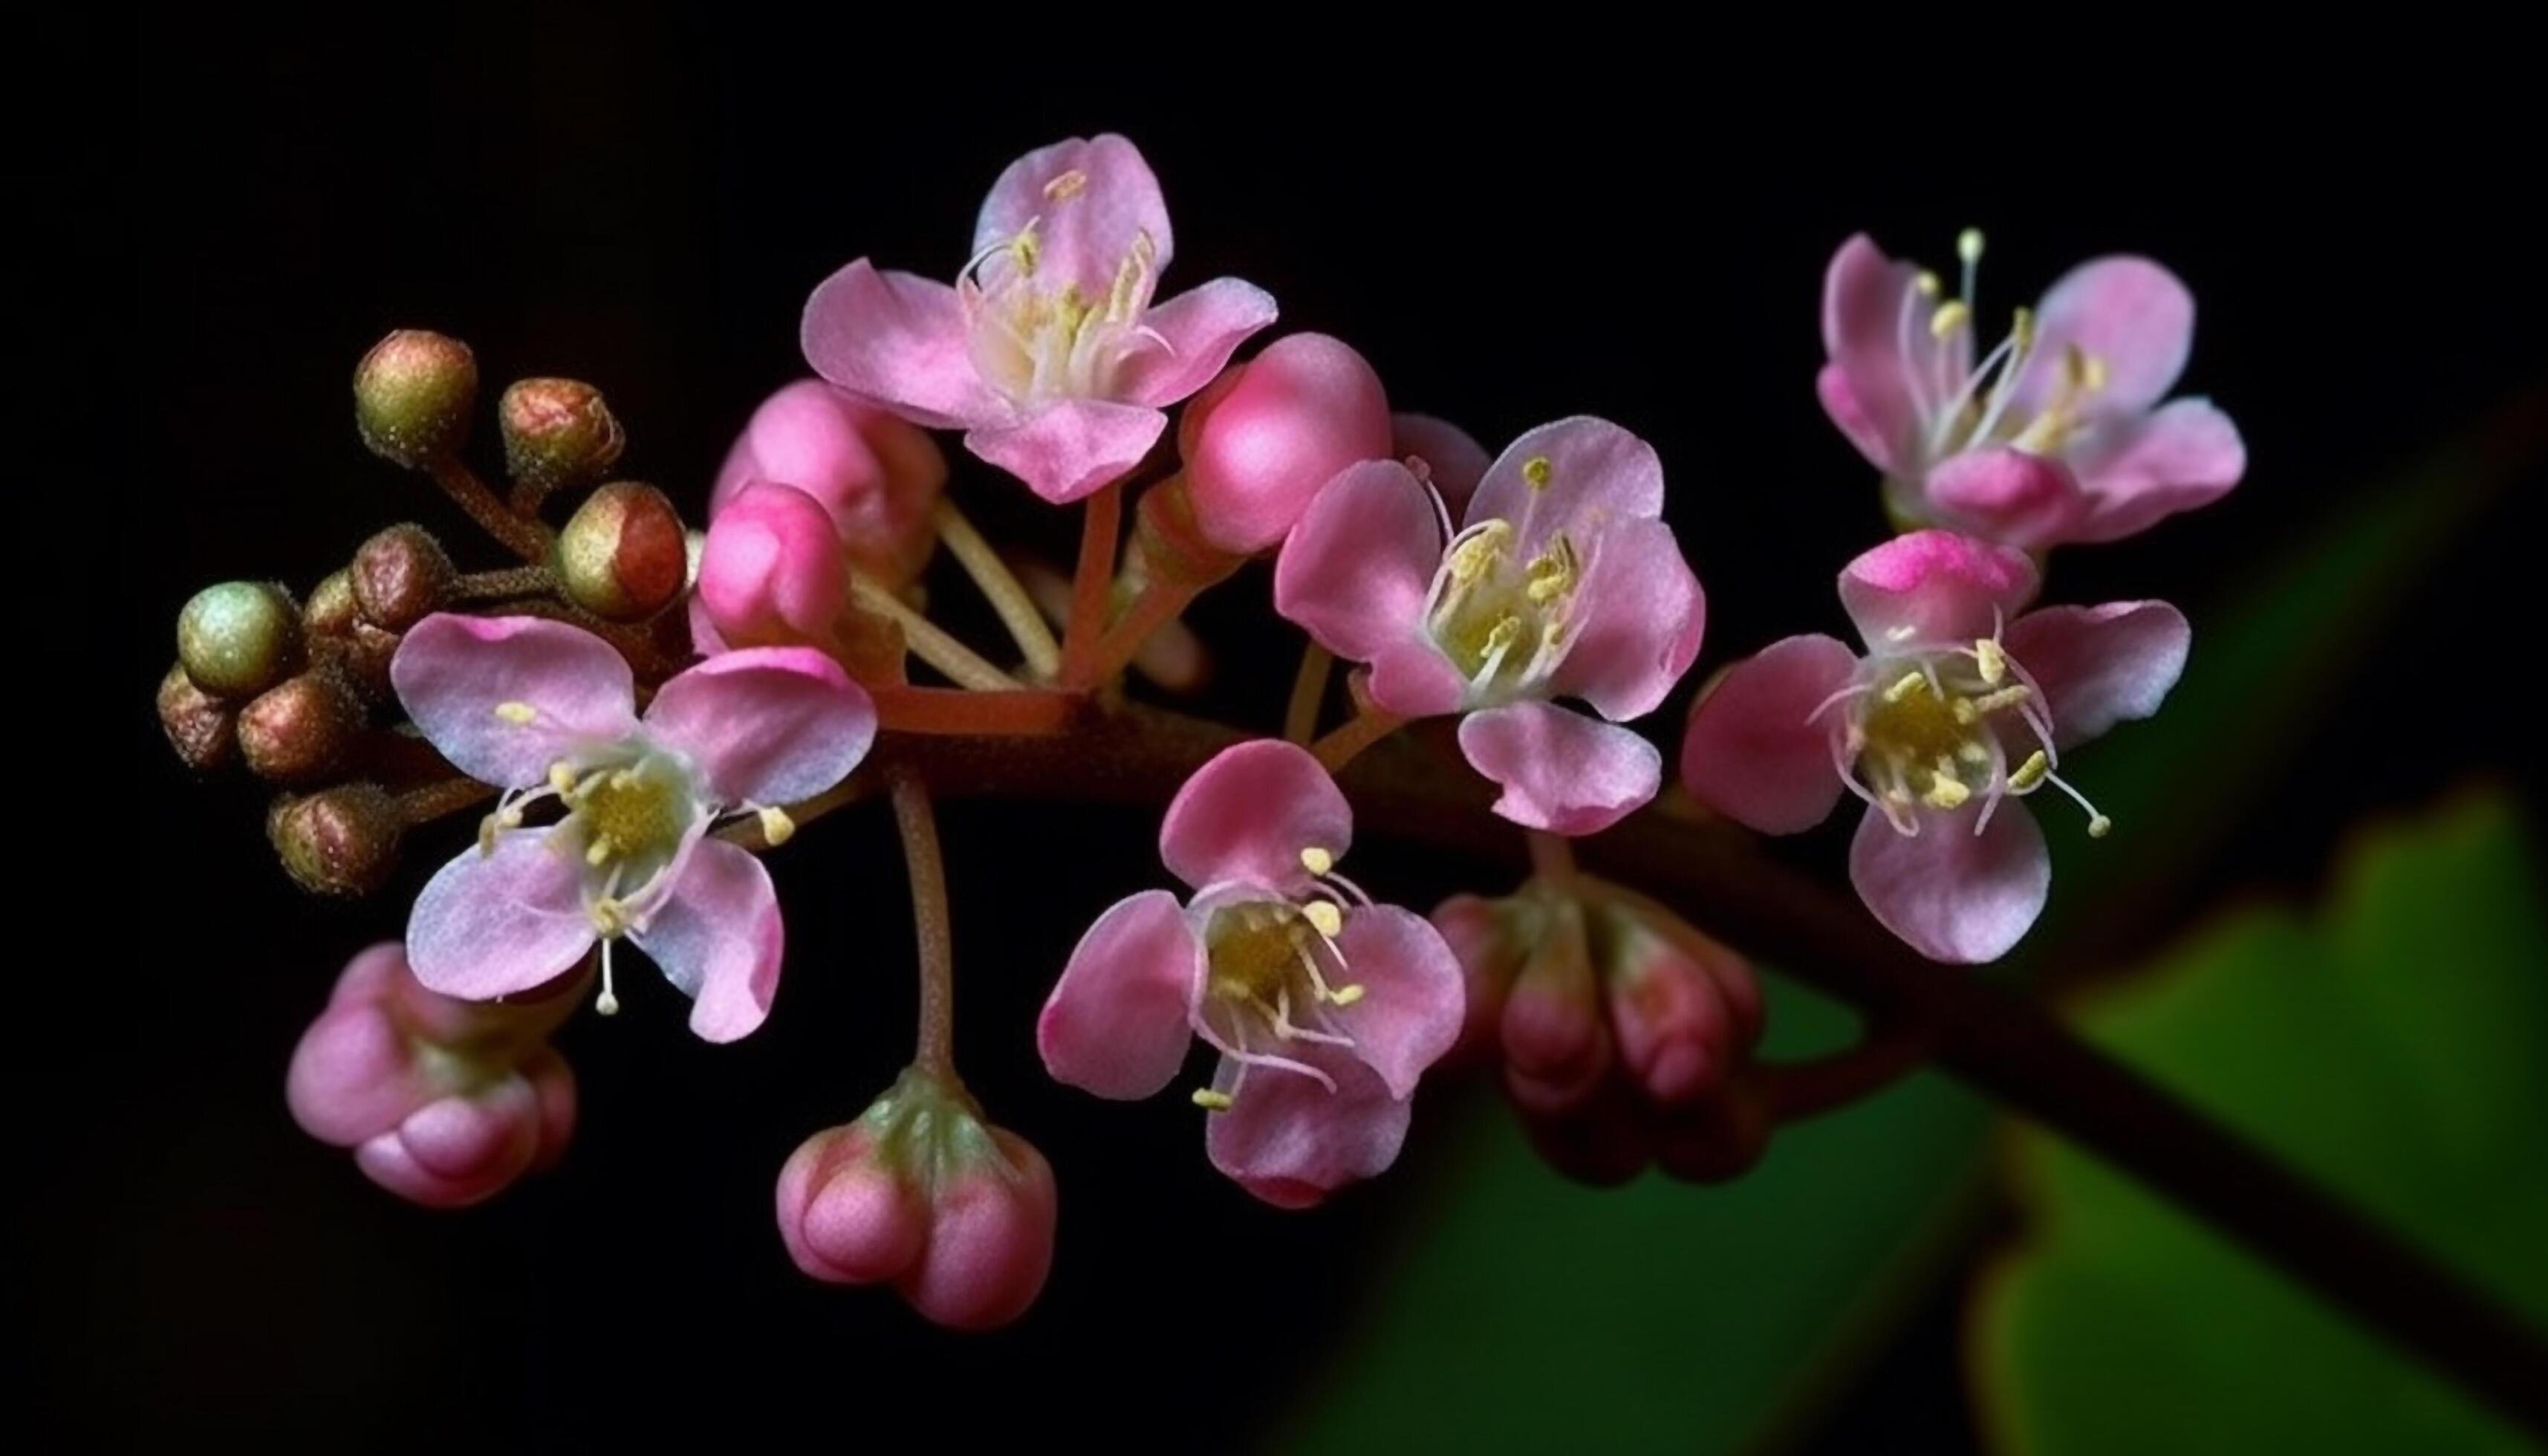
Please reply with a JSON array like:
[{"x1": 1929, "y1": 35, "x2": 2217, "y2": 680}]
[
  {"x1": 851, "y1": 577, "x2": 1024, "y2": 692},
  {"x1": 889, "y1": 767, "x2": 957, "y2": 1081},
  {"x1": 393, "y1": 776, "x2": 496, "y2": 825},
  {"x1": 869, "y1": 685, "x2": 1085, "y2": 738},
  {"x1": 1284, "y1": 645, "x2": 1334, "y2": 744},
  {"x1": 450, "y1": 565, "x2": 557, "y2": 602},
  {"x1": 1310, "y1": 709, "x2": 1407, "y2": 772},
  {"x1": 1085, "y1": 576, "x2": 1200, "y2": 687},
  {"x1": 770, "y1": 703, "x2": 2548, "y2": 1431},
  {"x1": 1755, "y1": 1024, "x2": 1934, "y2": 1123},
  {"x1": 424, "y1": 457, "x2": 552, "y2": 562},
  {"x1": 932, "y1": 500, "x2": 1061, "y2": 681},
  {"x1": 1058, "y1": 481, "x2": 1123, "y2": 687},
  {"x1": 1525, "y1": 828, "x2": 1577, "y2": 888}
]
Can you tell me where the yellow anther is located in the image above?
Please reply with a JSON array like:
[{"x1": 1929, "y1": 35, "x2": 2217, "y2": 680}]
[
  {"x1": 478, "y1": 816, "x2": 501, "y2": 856},
  {"x1": 1969, "y1": 686, "x2": 2032, "y2": 715},
  {"x1": 2010, "y1": 305, "x2": 2036, "y2": 352},
  {"x1": 1299, "y1": 846, "x2": 1334, "y2": 876},
  {"x1": 1957, "y1": 741, "x2": 1992, "y2": 766},
  {"x1": 1929, "y1": 300, "x2": 1971, "y2": 339},
  {"x1": 2008, "y1": 750, "x2": 2051, "y2": 791},
  {"x1": 495, "y1": 701, "x2": 538, "y2": 725},
  {"x1": 1012, "y1": 226, "x2": 1041, "y2": 276},
  {"x1": 758, "y1": 806, "x2": 796, "y2": 846},
  {"x1": 550, "y1": 761, "x2": 580, "y2": 794},
  {"x1": 1924, "y1": 777, "x2": 1972, "y2": 810},
  {"x1": 1952, "y1": 698, "x2": 1980, "y2": 725},
  {"x1": 1915, "y1": 270, "x2": 1943, "y2": 298},
  {"x1": 2081, "y1": 354, "x2": 2109, "y2": 394},
  {"x1": 1329, "y1": 984, "x2": 1366, "y2": 1007},
  {"x1": 1303, "y1": 900, "x2": 1343, "y2": 938},
  {"x1": 1483, "y1": 616, "x2": 1523, "y2": 655},
  {"x1": 1974, "y1": 637, "x2": 2006, "y2": 686},
  {"x1": 1521, "y1": 455, "x2": 1553, "y2": 490},
  {"x1": 1526, "y1": 552, "x2": 1574, "y2": 603},
  {"x1": 497, "y1": 804, "x2": 526, "y2": 828},
  {"x1": 2087, "y1": 814, "x2": 2114, "y2": 839},
  {"x1": 1191, "y1": 1088, "x2": 1234, "y2": 1111},
  {"x1": 585, "y1": 834, "x2": 617, "y2": 867},
  {"x1": 1447, "y1": 522, "x2": 1509, "y2": 582},
  {"x1": 589, "y1": 897, "x2": 630, "y2": 936},
  {"x1": 1957, "y1": 227, "x2": 1986, "y2": 267},
  {"x1": 1042, "y1": 169, "x2": 1088, "y2": 201},
  {"x1": 1882, "y1": 672, "x2": 1931, "y2": 703}
]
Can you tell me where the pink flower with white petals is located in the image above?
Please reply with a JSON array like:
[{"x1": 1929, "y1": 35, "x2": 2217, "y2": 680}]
[
  {"x1": 1275, "y1": 416, "x2": 1705, "y2": 836},
  {"x1": 1680, "y1": 530, "x2": 2189, "y2": 963},
  {"x1": 1037, "y1": 740, "x2": 1463, "y2": 1208},
  {"x1": 802, "y1": 134, "x2": 1278, "y2": 504},
  {"x1": 1819, "y1": 231, "x2": 2246, "y2": 550},
  {"x1": 392, "y1": 614, "x2": 875, "y2": 1040}
]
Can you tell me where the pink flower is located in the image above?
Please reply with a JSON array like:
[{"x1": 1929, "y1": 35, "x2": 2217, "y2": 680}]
[
  {"x1": 709, "y1": 379, "x2": 947, "y2": 588},
  {"x1": 1275, "y1": 416, "x2": 1705, "y2": 835},
  {"x1": 1680, "y1": 530, "x2": 2189, "y2": 963},
  {"x1": 802, "y1": 134, "x2": 1278, "y2": 504},
  {"x1": 1037, "y1": 740, "x2": 1464, "y2": 1207},
  {"x1": 286, "y1": 942, "x2": 576, "y2": 1208},
  {"x1": 391, "y1": 614, "x2": 876, "y2": 1040},
  {"x1": 1177, "y1": 333, "x2": 1392, "y2": 555},
  {"x1": 1819, "y1": 231, "x2": 2245, "y2": 550}
]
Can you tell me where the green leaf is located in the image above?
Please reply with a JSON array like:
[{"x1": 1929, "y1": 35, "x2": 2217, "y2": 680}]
[{"x1": 1974, "y1": 793, "x2": 2548, "y2": 1454}]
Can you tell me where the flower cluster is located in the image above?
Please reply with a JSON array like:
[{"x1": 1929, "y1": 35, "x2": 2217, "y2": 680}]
[{"x1": 159, "y1": 136, "x2": 2236, "y2": 1325}]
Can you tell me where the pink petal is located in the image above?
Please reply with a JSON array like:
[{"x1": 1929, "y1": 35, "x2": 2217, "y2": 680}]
[
  {"x1": 1366, "y1": 641, "x2": 1469, "y2": 718},
  {"x1": 1679, "y1": 634, "x2": 1859, "y2": 834},
  {"x1": 1816, "y1": 360, "x2": 1894, "y2": 473},
  {"x1": 1391, "y1": 412, "x2": 1492, "y2": 516},
  {"x1": 643, "y1": 646, "x2": 875, "y2": 806},
  {"x1": 1457, "y1": 702, "x2": 1662, "y2": 836},
  {"x1": 972, "y1": 134, "x2": 1174, "y2": 298},
  {"x1": 1924, "y1": 446, "x2": 2086, "y2": 550},
  {"x1": 1206, "y1": 1041, "x2": 1410, "y2": 1209},
  {"x1": 357, "y1": 1081, "x2": 542, "y2": 1208},
  {"x1": 2012, "y1": 256, "x2": 2194, "y2": 421},
  {"x1": 1272, "y1": 459, "x2": 1443, "y2": 665},
  {"x1": 392, "y1": 614, "x2": 637, "y2": 789},
  {"x1": 1330, "y1": 905, "x2": 1464, "y2": 1099},
  {"x1": 1838, "y1": 530, "x2": 2039, "y2": 648},
  {"x1": 2003, "y1": 601, "x2": 2190, "y2": 749},
  {"x1": 1553, "y1": 516, "x2": 1706, "y2": 721},
  {"x1": 287, "y1": 1000, "x2": 431, "y2": 1146},
  {"x1": 1177, "y1": 331, "x2": 1389, "y2": 556},
  {"x1": 801, "y1": 260, "x2": 995, "y2": 431},
  {"x1": 1848, "y1": 800, "x2": 2050, "y2": 964},
  {"x1": 1117, "y1": 279, "x2": 1281, "y2": 409},
  {"x1": 1160, "y1": 739, "x2": 1351, "y2": 894},
  {"x1": 2062, "y1": 398, "x2": 2246, "y2": 544},
  {"x1": 1038, "y1": 890, "x2": 1200, "y2": 1100},
  {"x1": 635, "y1": 838, "x2": 784, "y2": 1043},
  {"x1": 406, "y1": 833, "x2": 596, "y2": 1000},
  {"x1": 1821, "y1": 234, "x2": 1952, "y2": 475},
  {"x1": 1464, "y1": 416, "x2": 1665, "y2": 553},
  {"x1": 695, "y1": 483, "x2": 849, "y2": 644},
  {"x1": 964, "y1": 399, "x2": 1166, "y2": 504}
]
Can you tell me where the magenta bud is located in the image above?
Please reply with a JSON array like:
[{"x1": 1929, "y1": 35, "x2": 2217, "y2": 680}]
[
  {"x1": 697, "y1": 483, "x2": 848, "y2": 647},
  {"x1": 556, "y1": 482, "x2": 686, "y2": 620},
  {"x1": 712, "y1": 380, "x2": 946, "y2": 588},
  {"x1": 501, "y1": 377, "x2": 625, "y2": 500},
  {"x1": 236, "y1": 667, "x2": 363, "y2": 784},
  {"x1": 778, "y1": 1124, "x2": 930, "y2": 1285},
  {"x1": 1178, "y1": 334, "x2": 1392, "y2": 555},
  {"x1": 1498, "y1": 899, "x2": 1610, "y2": 1110},
  {"x1": 897, "y1": 1127, "x2": 1056, "y2": 1333},
  {"x1": 287, "y1": 942, "x2": 577, "y2": 1208},
  {"x1": 158, "y1": 660, "x2": 235, "y2": 772},
  {"x1": 354, "y1": 330, "x2": 478, "y2": 467},
  {"x1": 1432, "y1": 891, "x2": 1542, "y2": 1065},
  {"x1": 349, "y1": 524, "x2": 456, "y2": 631},
  {"x1": 269, "y1": 783, "x2": 403, "y2": 896}
]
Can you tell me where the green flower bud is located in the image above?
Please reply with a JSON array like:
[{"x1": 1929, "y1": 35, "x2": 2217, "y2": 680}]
[
  {"x1": 350, "y1": 524, "x2": 455, "y2": 631},
  {"x1": 501, "y1": 377, "x2": 625, "y2": 501},
  {"x1": 157, "y1": 661, "x2": 236, "y2": 773},
  {"x1": 178, "y1": 580, "x2": 302, "y2": 698},
  {"x1": 237, "y1": 668, "x2": 363, "y2": 784},
  {"x1": 354, "y1": 329, "x2": 476, "y2": 467},
  {"x1": 269, "y1": 784, "x2": 403, "y2": 896},
  {"x1": 556, "y1": 481, "x2": 685, "y2": 620}
]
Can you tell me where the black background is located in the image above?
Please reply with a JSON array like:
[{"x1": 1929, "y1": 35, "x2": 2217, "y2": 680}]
[{"x1": 59, "y1": 15, "x2": 2539, "y2": 1451}]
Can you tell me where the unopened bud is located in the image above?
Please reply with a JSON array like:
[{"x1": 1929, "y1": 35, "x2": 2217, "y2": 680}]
[
  {"x1": 1178, "y1": 334, "x2": 1392, "y2": 555},
  {"x1": 354, "y1": 329, "x2": 477, "y2": 467},
  {"x1": 501, "y1": 377, "x2": 625, "y2": 501},
  {"x1": 178, "y1": 580, "x2": 302, "y2": 698},
  {"x1": 157, "y1": 660, "x2": 235, "y2": 772},
  {"x1": 557, "y1": 482, "x2": 686, "y2": 620},
  {"x1": 237, "y1": 668, "x2": 363, "y2": 784},
  {"x1": 1432, "y1": 891, "x2": 1543, "y2": 1063},
  {"x1": 1130, "y1": 477, "x2": 1247, "y2": 594},
  {"x1": 1498, "y1": 897, "x2": 1611, "y2": 1111},
  {"x1": 348, "y1": 524, "x2": 455, "y2": 631},
  {"x1": 1653, "y1": 1086, "x2": 1772, "y2": 1185},
  {"x1": 269, "y1": 783, "x2": 403, "y2": 895},
  {"x1": 305, "y1": 570, "x2": 402, "y2": 701}
]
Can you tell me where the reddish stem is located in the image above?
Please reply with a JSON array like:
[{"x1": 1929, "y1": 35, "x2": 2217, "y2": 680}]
[
  {"x1": 869, "y1": 686, "x2": 1085, "y2": 737},
  {"x1": 1058, "y1": 481, "x2": 1123, "y2": 687},
  {"x1": 888, "y1": 767, "x2": 958, "y2": 1082}
]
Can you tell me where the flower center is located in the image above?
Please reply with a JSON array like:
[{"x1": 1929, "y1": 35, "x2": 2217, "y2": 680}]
[
  {"x1": 1423, "y1": 513, "x2": 1583, "y2": 702},
  {"x1": 960, "y1": 201, "x2": 1162, "y2": 409},
  {"x1": 1897, "y1": 229, "x2": 2110, "y2": 468},
  {"x1": 1186, "y1": 847, "x2": 1372, "y2": 1111}
]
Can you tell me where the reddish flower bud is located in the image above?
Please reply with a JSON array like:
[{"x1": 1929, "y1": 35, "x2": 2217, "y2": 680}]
[
  {"x1": 556, "y1": 481, "x2": 686, "y2": 621},
  {"x1": 1177, "y1": 334, "x2": 1392, "y2": 555},
  {"x1": 898, "y1": 1126, "x2": 1056, "y2": 1333},
  {"x1": 236, "y1": 667, "x2": 363, "y2": 784},
  {"x1": 303, "y1": 570, "x2": 401, "y2": 701},
  {"x1": 269, "y1": 783, "x2": 403, "y2": 896},
  {"x1": 712, "y1": 380, "x2": 946, "y2": 588},
  {"x1": 779, "y1": 1123, "x2": 930, "y2": 1285},
  {"x1": 696, "y1": 483, "x2": 848, "y2": 646},
  {"x1": 349, "y1": 524, "x2": 455, "y2": 631},
  {"x1": 1432, "y1": 891, "x2": 1541, "y2": 1064},
  {"x1": 157, "y1": 660, "x2": 235, "y2": 772},
  {"x1": 354, "y1": 329, "x2": 477, "y2": 467},
  {"x1": 1498, "y1": 897, "x2": 1611, "y2": 1112},
  {"x1": 178, "y1": 580, "x2": 302, "y2": 698},
  {"x1": 500, "y1": 377, "x2": 625, "y2": 501}
]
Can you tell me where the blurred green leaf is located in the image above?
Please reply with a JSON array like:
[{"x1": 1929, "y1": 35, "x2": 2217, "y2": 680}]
[{"x1": 1974, "y1": 793, "x2": 2548, "y2": 1454}]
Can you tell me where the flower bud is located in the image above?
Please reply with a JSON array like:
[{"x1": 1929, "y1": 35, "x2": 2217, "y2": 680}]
[
  {"x1": 1178, "y1": 334, "x2": 1393, "y2": 555},
  {"x1": 178, "y1": 580, "x2": 302, "y2": 698},
  {"x1": 697, "y1": 483, "x2": 848, "y2": 646},
  {"x1": 1511, "y1": 1074, "x2": 1653, "y2": 1187},
  {"x1": 712, "y1": 380, "x2": 946, "y2": 588},
  {"x1": 499, "y1": 377, "x2": 625, "y2": 501},
  {"x1": 349, "y1": 524, "x2": 455, "y2": 631},
  {"x1": 1652, "y1": 1085, "x2": 1772, "y2": 1186},
  {"x1": 1589, "y1": 902, "x2": 1758, "y2": 1107},
  {"x1": 775, "y1": 1068, "x2": 1056, "y2": 1331},
  {"x1": 269, "y1": 783, "x2": 403, "y2": 895},
  {"x1": 157, "y1": 660, "x2": 235, "y2": 772},
  {"x1": 303, "y1": 570, "x2": 401, "y2": 701},
  {"x1": 288, "y1": 942, "x2": 577, "y2": 1208},
  {"x1": 354, "y1": 330, "x2": 478, "y2": 467},
  {"x1": 556, "y1": 482, "x2": 686, "y2": 620},
  {"x1": 1498, "y1": 897, "x2": 1611, "y2": 1112},
  {"x1": 236, "y1": 667, "x2": 363, "y2": 784},
  {"x1": 1432, "y1": 891, "x2": 1542, "y2": 1063}
]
